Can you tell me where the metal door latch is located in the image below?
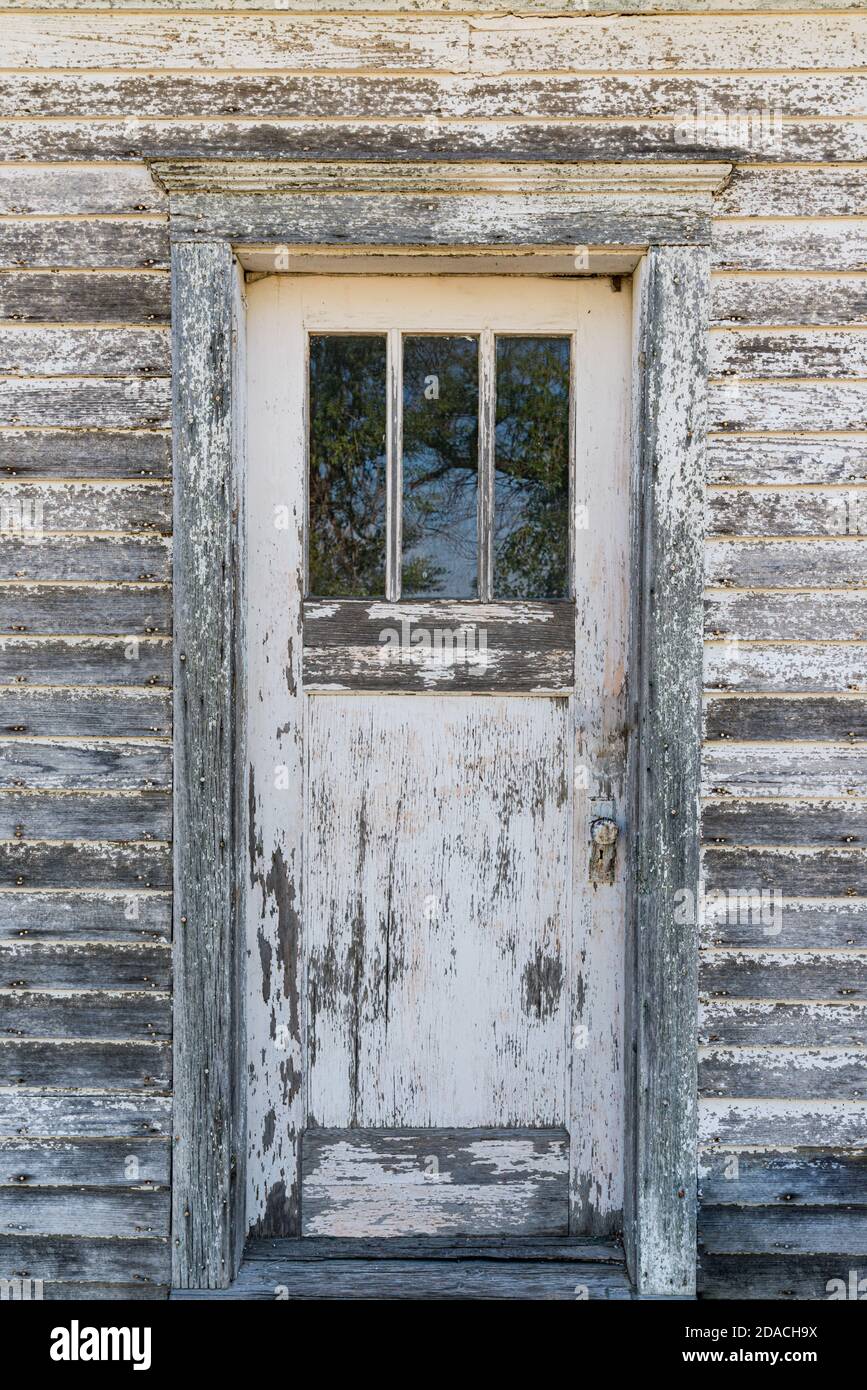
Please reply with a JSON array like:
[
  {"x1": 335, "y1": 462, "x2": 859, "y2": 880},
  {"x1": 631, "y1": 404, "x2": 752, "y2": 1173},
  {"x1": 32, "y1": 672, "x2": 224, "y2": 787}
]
[{"x1": 589, "y1": 816, "x2": 619, "y2": 885}]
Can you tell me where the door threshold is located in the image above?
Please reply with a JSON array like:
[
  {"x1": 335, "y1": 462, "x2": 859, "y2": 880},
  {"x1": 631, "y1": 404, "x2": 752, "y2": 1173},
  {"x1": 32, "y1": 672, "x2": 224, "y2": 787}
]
[{"x1": 172, "y1": 1235, "x2": 633, "y2": 1301}]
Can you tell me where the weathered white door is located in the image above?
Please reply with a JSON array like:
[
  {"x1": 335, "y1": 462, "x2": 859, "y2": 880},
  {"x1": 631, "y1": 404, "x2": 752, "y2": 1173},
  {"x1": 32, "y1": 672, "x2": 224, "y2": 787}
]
[{"x1": 246, "y1": 274, "x2": 633, "y2": 1241}]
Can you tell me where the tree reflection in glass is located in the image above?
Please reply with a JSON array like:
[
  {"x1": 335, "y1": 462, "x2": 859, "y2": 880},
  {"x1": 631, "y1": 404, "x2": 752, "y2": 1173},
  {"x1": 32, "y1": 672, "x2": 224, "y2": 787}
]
[
  {"x1": 494, "y1": 336, "x2": 571, "y2": 600},
  {"x1": 402, "y1": 335, "x2": 479, "y2": 598},
  {"x1": 307, "y1": 334, "x2": 388, "y2": 597}
]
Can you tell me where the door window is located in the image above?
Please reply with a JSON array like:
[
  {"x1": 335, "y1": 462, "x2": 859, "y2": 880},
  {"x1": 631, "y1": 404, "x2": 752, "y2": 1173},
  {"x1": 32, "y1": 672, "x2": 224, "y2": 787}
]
[{"x1": 306, "y1": 330, "x2": 572, "y2": 602}]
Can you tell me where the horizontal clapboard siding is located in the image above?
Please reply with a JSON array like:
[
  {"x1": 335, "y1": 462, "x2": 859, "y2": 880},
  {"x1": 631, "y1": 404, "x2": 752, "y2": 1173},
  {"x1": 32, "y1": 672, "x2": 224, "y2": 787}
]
[{"x1": 0, "y1": 2, "x2": 863, "y2": 1303}]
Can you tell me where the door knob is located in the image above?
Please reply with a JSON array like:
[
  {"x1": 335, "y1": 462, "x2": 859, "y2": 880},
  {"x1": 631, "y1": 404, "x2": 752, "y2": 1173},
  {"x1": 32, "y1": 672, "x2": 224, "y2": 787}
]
[{"x1": 590, "y1": 816, "x2": 619, "y2": 886}]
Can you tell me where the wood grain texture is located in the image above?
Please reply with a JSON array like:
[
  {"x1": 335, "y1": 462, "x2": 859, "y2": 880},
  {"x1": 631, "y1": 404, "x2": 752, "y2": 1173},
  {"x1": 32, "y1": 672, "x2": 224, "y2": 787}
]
[
  {"x1": 171, "y1": 240, "x2": 245, "y2": 1288},
  {"x1": 0, "y1": 328, "x2": 170, "y2": 377},
  {"x1": 0, "y1": 688, "x2": 171, "y2": 738},
  {"x1": 301, "y1": 1128, "x2": 569, "y2": 1238},
  {"x1": 0, "y1": 220, "x2": 169, "y2": 271},
  {"x1": 0, "y1": 1137, "x2": 170, "y2": 1187},
  {"x1": 0, "y1": 940, "x2": 170, "y2": 990},
  {"x1": 0, "y1": 583, "x2": 171, "y2": 635},
  {"x1": 0, "y1": 71, "x2": 863, "y2": 121},
  {"x1": 0, "y1": 989, "x2": 170, "y2": 1040},
  {"x1": 699, "y1": 1253, "x2": 867, "y2": 1301},
  {"x1": 0, "y1": 1233, "x2": 169, "y2": 1283},
  {"x1": 0, "y1": 272, "x2": 170, "y2": 324},
  {"x1": 699, "y1": 1045, "x2": 867, "y2": 1101},
  {"x1": 699, "y1": 1099, "x2": 867, "y2": 1148},
  {"x1": 625, "y1": 247, "x2": 706, "y2": 1296},
  {"x1": 0, "y1": 430, "x2": 170, "y2": 480},
  {"x1": 303, "y1": 599, "x2": 574, "y2": 693},
  {"x1": 707, "y1": 438, "x2": 867, "y2": 488},
  {"x1": 705, "y1": 695, "x2": 867, "y2": 743},
  {"x1": 700, "y1": 950, "x2": 867, "y2": 1001},
  {"x1": 0, "y1": 890, "x2": 170, "y2": 941},
  {"x1": 700, "y1": 1001, "x2": 867, "y2": 1046},
  {"x1": 0, "y1": 1186, "x2": 168, "y2": 1239},
  {"x1": 306, "y1": 695, "x2": 570, "y2": 1128},
  {"x1": 701, "y1": 897, "x2": 867, "y2": 949}
]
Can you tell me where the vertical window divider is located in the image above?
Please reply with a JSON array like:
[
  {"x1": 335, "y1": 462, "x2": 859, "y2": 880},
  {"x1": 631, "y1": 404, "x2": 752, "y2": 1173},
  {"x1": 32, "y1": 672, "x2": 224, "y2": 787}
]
[
  {"x1": 386, "y1": 326, "x2": 402, "y2": 602},
  {"x1": 478, "y1": 327, "x2": 496, "y2": 603}
]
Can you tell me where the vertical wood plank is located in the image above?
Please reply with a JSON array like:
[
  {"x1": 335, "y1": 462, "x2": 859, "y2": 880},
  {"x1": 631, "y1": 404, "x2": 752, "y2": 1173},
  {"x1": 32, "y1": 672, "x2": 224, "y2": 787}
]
[
  {"x1": 477, "y1": 326, "x2": 495, "y2": 603},
  {"x1": 244, "y1": 275, "x2": 306, "y2": 1239},
  {"x1": 171, "y1": 237, "x2": 246, "y2": 1289},
  {"x1": 569, "y1": 277, "x2": 632, "y2": 1237},
  {"x1": 626, "y1": 245, "x2": 707, "y2": 1297}
]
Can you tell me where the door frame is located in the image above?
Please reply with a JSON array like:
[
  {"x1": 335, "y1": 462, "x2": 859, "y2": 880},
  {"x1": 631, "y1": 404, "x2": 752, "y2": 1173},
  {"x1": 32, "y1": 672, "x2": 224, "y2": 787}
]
[{"x1": 154, "y1": 157, "x2": 731, "y2": 1296}]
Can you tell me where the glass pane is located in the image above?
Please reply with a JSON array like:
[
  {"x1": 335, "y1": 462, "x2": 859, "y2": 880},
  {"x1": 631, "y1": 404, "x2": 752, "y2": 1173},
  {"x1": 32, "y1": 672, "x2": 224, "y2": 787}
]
[
  {"x1": 402, "y1": 335, "x2": 479, "y2": 598},
  {"x1": 494, "y1": 336, "x2": 571, "y2": 600},
  {"x1": 307, "y1": 334, "x2": 387, "y2": 597}
]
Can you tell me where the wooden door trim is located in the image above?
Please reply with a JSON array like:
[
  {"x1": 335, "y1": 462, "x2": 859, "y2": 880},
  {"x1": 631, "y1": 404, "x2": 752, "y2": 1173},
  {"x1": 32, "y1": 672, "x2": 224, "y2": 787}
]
[{"x1": 161, "y1": 158, "x2": 728, "y2": 1296}]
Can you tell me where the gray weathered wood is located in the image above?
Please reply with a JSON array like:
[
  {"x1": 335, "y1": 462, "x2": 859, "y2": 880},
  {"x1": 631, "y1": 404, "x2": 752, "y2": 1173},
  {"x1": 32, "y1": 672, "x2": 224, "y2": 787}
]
[
  {"x1": 705, "y1": 696, "x2": 867, "y2": 743},
  {"x1": 700, "y1": 1099, "x2": 867, "y2": 1148},
  {"x1": 0, "y1": 842, "x2": 171, "y2": 891},
  {"x1": 0, "y1": 70, "x2": 863, "y2": 121},
  {"x1": 0, "y1": 739, "x2": 171, "y2": 790},
  {"x1": 699, "y1": 1205, "x2": 867, "y2": 1256},
  {"x1": 0, "y1": 789, "x2": 171, "y2": 840},
  {"x1": 705, "y1": 738, "x2": 867, "y2": 795},
  {"x1": 0, "y1": 220, "x2": 169, "y2": 271},
  {"x1": 0, "y1": 272, "x2": 169, "y2": 324},
  {"x1": 2, "y1": 116, "x2": 864, "y2": 164},
  {"x1": 175, "y1": 1253, "x2": 631, "y2": 1300},
  {"x1": 702, "y1": 799, "x2": 867, "y2": 848},
  {"x1": 704, "y1": 846, "x2": 867, "y2": 898},
  {"x1": 706, "y1": 592, "x2": 867, "y2": 643},
  {"x1": 700, "y1": 1001, "x2": 867, "y2": 1047},
  {"x1": 0, "y1": 1186, "x2": 169, "y2": 1239},
  {"x1": 699, "y1": 1148, "x2": 867, "y2": 1207},
  {"x1": 0, "y1": 890, "x2": 170, "y2": 941},
  {"x1": 700, "y1": 950, "x2": 867, "y2": 1001},
  {"x1": 698, "y1": 1253, "x2": 867, "y2": 1301},
  {"x1": 705, "y1": 643, "x2": 867, "y2": 695},
  {"x1": 701, "y1": 898, "x2": 867, "y2": 950},
  {"x1": 0, "y1": 989, "x2": 170, "y2": 1039},
  {"x1": 0, "y1": 378, "x2": 170, "y2": 429},
  {"x1": 303, "y1": 598, "x2": 575, "y2": 693},
  {"x1": 0, "y1": 1091, "x2": 171, "y2": 1139},
  {"x1": 710, "y1": 329, "x2": 867, "y2": 380},
  {"x1": 711, "y1": 277, "x2": 867, "y2": 328},
  {"x1": 0, "y1": 583, "x2": 171, "y2": 635},
  {"x1": 0, "y1": 940, "x2": 170, "y2": 990},
  {"x1": 0, "y1": 482, "x2": 170, "y2": 533},
  {"x1": 0, "y1": 536, "x2": 171, "y2": 584},
  {"x1": 0, "y1": 1233, "x2": 169, "y2": 1283},
  {"x1": 0, "y1": 327, "x2": 170, "y2": 376},
  {"x1": 708, "y1": 382, "x2": 867, "y2": 434},
  {"x1": 707, "y1": 541, "x2": 867, "y2": 589},
  {"x1": 0, "y1": 688, "x2": 171, "y2": 738},
  {"x1": 699, "y1": 1046, "x2": 866, "y2": 1101},
  {"x1": 0, "y1": 638, "x2": 171, "y2": 687},
  {"x1": 0, "y1": 1137, "x2": 170, "y2": 1187},
  {"x1": 708, "y1": 489, "x2": 867, "y2": 538},
  {"x1": 301, "y1": 1128, "x2": 569, "y2": 1238},
  {"x1": 0, "y1": 1038, "x2": 171, "y2": 1090},
  {"x1": 707, "y1": 438, "x2": 867, "y2": 488},
  {"x1": 625, "y1": 246, "x2": 706, "y2": 1297},
  {"x1": 171, "y1": 238, "x2": 245, "y2": 1289},
  {"x1": 0, "y1": 430, "x2": 170, "y2": 480}
]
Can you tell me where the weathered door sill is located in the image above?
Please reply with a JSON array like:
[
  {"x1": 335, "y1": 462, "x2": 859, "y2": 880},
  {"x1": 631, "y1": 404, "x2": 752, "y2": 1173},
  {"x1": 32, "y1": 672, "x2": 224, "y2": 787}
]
[{"x1": 171, "y1": 1235, "x2": 633, "y2": 1300}]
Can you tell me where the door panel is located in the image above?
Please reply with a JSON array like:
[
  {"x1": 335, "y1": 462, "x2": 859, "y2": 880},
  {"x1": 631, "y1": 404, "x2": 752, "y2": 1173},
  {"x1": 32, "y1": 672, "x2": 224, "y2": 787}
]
[
  {"x1": 301, "y1": 1128, "x2": 569, "y2": 1238},
  {"x1": 306, "y1": 695, "x2": 570, "y2": 1128}
]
